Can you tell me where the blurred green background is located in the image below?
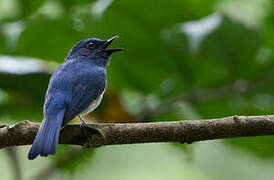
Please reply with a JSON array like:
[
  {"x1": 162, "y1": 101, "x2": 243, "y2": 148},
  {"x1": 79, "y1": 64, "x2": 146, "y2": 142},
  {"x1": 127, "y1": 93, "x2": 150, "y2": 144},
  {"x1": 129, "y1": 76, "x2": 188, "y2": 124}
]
[{"x1": 1, "y1": 0, "x2": 274, "y2": 179}]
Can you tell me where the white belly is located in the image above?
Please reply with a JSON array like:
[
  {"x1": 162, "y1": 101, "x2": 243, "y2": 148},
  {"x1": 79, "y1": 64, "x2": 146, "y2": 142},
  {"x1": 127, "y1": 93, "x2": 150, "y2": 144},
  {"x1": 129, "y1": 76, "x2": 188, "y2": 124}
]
[{"x1": 80, "y1": 90, "x2": 105, "y2": 115}]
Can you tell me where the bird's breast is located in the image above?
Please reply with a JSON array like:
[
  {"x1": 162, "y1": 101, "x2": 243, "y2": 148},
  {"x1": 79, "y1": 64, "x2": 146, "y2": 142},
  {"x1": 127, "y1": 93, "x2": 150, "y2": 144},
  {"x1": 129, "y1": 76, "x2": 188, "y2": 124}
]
[{"x1": 80, "y1": 90, "x2": 105, "y2": 115}]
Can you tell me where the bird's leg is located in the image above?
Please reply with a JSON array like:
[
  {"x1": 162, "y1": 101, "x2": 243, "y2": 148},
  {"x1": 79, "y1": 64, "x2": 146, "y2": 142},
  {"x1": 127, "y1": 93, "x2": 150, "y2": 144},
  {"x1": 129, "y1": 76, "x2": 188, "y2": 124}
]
[{"x1": 79, "y1": 115, "x2": 87, "y2": 126}]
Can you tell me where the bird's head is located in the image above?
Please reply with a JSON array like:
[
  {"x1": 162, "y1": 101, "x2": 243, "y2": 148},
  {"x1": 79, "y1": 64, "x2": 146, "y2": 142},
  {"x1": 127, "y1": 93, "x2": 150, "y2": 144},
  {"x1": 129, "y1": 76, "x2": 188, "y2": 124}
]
[{"x1": 66, "y1": 36, "x2": 122, "y2": 67}]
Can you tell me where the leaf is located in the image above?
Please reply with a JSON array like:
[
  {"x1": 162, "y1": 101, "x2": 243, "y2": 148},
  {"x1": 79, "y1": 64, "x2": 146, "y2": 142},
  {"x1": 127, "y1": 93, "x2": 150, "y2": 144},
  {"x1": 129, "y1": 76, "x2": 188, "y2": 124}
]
[
  {"x1": 54, "y1": 146, "x2": 95, "y2": 173},
  {"x1": 226, "y1": 136, "x2": 274, "y2": 159},
  {"x1": 20, "y1": 0, "x2": 47, "y2": 17}
]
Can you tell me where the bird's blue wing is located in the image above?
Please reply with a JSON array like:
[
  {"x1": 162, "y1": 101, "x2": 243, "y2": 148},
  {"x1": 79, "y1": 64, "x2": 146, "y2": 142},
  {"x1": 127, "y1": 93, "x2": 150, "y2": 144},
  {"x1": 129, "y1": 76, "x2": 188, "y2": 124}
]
[{"x1": 63, "y1": 67, "x2": 106, "y2": 125}]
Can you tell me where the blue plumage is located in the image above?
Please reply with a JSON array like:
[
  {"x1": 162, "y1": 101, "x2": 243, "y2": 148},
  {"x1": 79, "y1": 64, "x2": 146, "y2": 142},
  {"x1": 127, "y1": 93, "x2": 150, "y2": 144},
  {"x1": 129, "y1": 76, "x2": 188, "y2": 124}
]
[{"x1": 28, "y1": 36, "x2": 122, "y2": 160}]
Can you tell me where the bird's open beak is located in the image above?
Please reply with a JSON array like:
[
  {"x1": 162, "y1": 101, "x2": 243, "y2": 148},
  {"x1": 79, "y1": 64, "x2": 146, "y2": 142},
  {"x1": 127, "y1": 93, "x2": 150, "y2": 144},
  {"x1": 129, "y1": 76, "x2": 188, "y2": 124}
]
[{"x1": 102, "y1": 36, "x2": 123, "y2": 54}]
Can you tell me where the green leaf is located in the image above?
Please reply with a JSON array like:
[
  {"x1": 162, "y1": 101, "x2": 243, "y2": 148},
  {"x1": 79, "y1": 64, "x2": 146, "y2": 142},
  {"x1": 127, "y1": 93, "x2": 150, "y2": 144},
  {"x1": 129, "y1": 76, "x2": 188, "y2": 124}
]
[
  {"x1": 226, "y1": 136, "x2": 274, "y2": 159},
  {"x1": 20, "y1": 0, "x2": 47, "y2": 17}
]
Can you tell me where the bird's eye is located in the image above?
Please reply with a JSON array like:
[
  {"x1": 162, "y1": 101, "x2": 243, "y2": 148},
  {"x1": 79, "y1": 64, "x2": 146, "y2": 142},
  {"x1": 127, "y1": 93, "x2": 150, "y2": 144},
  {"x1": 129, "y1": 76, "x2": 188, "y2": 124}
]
[{"x1": 87, "y1": 42, "x2": 93, "y2": 48}]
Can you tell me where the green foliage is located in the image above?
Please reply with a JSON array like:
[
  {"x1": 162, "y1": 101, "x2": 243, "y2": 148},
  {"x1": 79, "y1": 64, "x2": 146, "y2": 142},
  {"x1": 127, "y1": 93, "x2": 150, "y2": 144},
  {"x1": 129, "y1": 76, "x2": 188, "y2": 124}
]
[
  {"x1": 227, "y1": 136, "x2": 274, "y2": 159},
  {"x1": 54, "y1": 146, "x2": 95, "y2": 173},
  {"x1": 20, "y1": 0, "x2": 47, "y2": 17}
]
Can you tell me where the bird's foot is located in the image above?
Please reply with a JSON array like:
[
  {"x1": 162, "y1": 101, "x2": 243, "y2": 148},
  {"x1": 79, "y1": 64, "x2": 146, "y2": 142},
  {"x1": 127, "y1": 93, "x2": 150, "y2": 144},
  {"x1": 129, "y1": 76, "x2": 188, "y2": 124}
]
[{"x1": 78, "y1": 116, "x2": 105, "y2": 147}]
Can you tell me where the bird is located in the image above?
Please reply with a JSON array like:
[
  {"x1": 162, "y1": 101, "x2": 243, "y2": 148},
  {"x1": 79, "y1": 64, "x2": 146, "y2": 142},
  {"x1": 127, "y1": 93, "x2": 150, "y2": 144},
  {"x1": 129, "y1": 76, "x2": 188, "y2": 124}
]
[{"x1": 28, "y1": 36, "x2": 122, "y2": 160}]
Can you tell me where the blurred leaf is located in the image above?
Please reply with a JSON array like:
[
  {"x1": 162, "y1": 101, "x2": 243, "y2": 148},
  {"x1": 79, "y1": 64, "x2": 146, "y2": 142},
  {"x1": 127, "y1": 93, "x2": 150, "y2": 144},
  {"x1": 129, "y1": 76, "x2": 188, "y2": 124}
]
[
  {"x1": 114, "y1": 0, "x2": 218, "y2": 29},
  {"x1": 226, "y1": 136, "x2": 274, "y2": 159},
  {"x1": 0, "y1": 72, "x2": 49, "y2": 102},
  {"x1": 55, "y1": 146, "x2": 95, "y2": 173},
  {"x1": 20, "y1": 0, "x2": 47, "y2": 17},
  {"x1": 59, "y1": 0, "x2": 94, "y2": 10},
  {"x1": 0, "y1": 72, "x2": 49, "y2": 121},
  {"x1": 194, "y1": 17, "x2": 261, "y2": 87},
  {"x1": 264, "y1": 7, "x2": 274, "y2": 57},
  {"x1": 16, "y1": 17, "x2": 81, "y2": 61}
]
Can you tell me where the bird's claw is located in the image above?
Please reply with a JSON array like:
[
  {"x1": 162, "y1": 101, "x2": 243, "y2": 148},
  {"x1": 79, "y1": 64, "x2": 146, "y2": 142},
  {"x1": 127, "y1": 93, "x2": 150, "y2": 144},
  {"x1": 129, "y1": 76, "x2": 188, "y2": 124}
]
[{"x1": 78, "y1": 116, "x2": 105, "y2": 147}]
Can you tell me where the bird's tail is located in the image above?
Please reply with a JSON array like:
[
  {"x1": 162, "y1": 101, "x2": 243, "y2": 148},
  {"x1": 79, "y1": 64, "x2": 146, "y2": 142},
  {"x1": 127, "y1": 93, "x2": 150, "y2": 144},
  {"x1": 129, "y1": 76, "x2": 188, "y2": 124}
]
[{"x1": 28, "y1": 109, "x2": 65, "y2": 160}]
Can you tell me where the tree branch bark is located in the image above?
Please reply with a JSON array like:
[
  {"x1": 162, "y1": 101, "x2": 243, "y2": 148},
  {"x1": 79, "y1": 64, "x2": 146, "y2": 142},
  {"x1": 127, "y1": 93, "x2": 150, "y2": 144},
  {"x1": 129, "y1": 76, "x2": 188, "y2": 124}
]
[{"x1": 1, "y1": 115, "x2": 274, "y2": 149}]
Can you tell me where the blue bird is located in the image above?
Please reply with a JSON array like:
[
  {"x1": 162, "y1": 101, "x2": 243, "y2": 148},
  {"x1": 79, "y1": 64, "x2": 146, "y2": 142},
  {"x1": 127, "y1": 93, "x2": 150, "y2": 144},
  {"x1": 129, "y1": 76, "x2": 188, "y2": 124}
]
[{"x1": 28, "y1": 36, "x2": 122, "y2": 160}]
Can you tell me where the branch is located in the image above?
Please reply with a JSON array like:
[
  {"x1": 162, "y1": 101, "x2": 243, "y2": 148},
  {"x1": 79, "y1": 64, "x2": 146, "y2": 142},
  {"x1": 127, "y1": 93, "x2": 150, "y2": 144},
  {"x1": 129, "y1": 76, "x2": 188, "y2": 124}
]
[{"x1": 1, "y1": 115, "x2": 274, "y2": 148}]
